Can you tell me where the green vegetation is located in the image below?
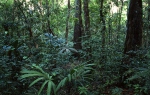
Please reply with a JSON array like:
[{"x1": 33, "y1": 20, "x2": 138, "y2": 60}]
[{"x1": 0, "y1": 0, "x2": 150, "y2": 95}]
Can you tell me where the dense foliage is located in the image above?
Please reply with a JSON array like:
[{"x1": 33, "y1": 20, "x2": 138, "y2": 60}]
[{"x1": 0, "y1": 0, "x2": 150, "y2": 95}]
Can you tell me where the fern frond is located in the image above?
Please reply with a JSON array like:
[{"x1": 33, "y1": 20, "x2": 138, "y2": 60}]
[
  {"x1": 38, "y1": 80, "x2": 49, "y2": 95},
  {"x1": 47, "y1": 81, "x2": 52, "y2": 95},
  {"x1": 29, "y1": 77, "x2": 44, "y2": 87},
  {"x1": 21, "y1": 74, "x2": 44, "y2": 79}
]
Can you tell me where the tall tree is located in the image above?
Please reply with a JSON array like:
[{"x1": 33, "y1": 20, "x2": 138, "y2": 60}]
[
  {"x1": 73, "y1": 0, "x2": 82, "y2": 50},
  {"x1": 119, "y1": 0, "x2": 143, "y2": 88},
  {"x1": 83, "y1": 0, "x2": 91, "y2": 59},
  {"x1": 124, "y1": 0, "x2": 143, "y2": 61},
  {"x1": 99, "y1": 0, "x2": 106, "y2": 63},
  {"x1": 83, "y1": 0, "x2": 90, "y2": 33},
  {"x1": 148, "y1": 0, "x2": 150, "y2": 26},
  {"x1": 116, "y1": 0, "x2": 124, "y2": 43},
  {"x1": 144, "y1": 0, "x2": 150, "y2": 48},
  {"x1": 45, "y1": 0, "x2": 54, "y2": 35},
  {"x1": 65, "y1": 0, "x2": 70, "y2": 44},
  {"x1": 99, "y1": 0, "x2": 106, "y2": 49}
]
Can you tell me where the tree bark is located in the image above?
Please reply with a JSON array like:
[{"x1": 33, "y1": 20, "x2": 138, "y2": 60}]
[
  {"x1": 99, "y1": 0, "x2": 106, "y2": 49},
  {"x1": 124, "y1": 0, "x2": 143, "y2": 60},
  {"x1": 65, "y1": 0, "x2": 70, "y2": 44},
  {"x1": 119, "y1": 0, "x2": 143, "y2": 87},
  {"x1": 99, "y1": 0, "x2": 106, "y2": 63},
  {"x1": 46, "y1": 0, "x2": 54, "y2": 35},
  {"x1": 147, "y1": 0, "x2": 150, "y2": 47},
  {"x1": 116, "y1": 0, "x2": 124, "y2": 43},
  {"x1": 83, "y1": 0, "x2": 91, "y2": 60},
  {"x1": 83, "y1": 0, "x2": 90, "y2": 34},
  {"x1": 73, "y1": 0, "x2": 82, "y2": 50}
]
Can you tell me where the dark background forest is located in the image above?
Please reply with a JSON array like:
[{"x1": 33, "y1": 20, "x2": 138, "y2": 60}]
[{"x1": 0, "y1": 0, "x2": 150, "y2": 95}]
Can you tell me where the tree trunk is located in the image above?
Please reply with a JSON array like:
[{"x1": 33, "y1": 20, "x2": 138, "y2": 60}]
[
  {"x1": 83, "y1": 0, "x2": 91, "y2": 60},
  {"x1": 99, "y1": 0, "x2": 106, "y2": 49},
  {"x1": 73, "y1": 0, "x2": 82, "y2": 50},
  {"x1": 99, "y1": 0, "x2": 106, "y2": 63},
  {"x1": 83, "y1": 0, "x2": 90, "y2": 33},
  {"x1": 124, "y1": 0, "x2": 142, "y2": 60},
  {"x1": 119, "y1": 0, "x2": 143, "y2": 88},
  {"x1": 65, "y1": 0, "x2": 70, "y2": 44},
  {"x1": 147, "y1": 0, "x2": 150, "y2": 47},
  {"x1": 116, "y1": 0, "x2": 124, "y2": 43},
  {"x1": 148, "y1": 0, "x2": 150, "y2": 23}
]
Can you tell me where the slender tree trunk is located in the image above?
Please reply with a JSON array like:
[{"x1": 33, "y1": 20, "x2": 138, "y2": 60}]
[
  {"x1": 83, "y1": 0, "x2": 90, "y2": 33},
  {"x1": 83, "y1": 0, "x2": 91, "y2": 60},
  {"x1": 65, "y1": 0, "x2": 70, "y2": 44},
  {"x1": 73, "y1": 0, "x2": 82, "y2": 50},
  {"x1": 99, "y1": 0, "x2": 106, "y2": 63},
  {"x1": 99, "y1": 0, "x2": 106, "y2": 48},
  {"x1": 148, "y1": 0, "x2": 150, "y2": 21},
  {"x1": 147, "y1": 0, "x2": 150, "y2": 47},
  {"x1": 124, "y1": 0, "x2": 143, "y2": 60},
  {"x1": 108, "y1": 7, "x2": 112, "y2": 45},
  {"x1": 117, "y1": 0, "x2": 124, "y2": 43}
]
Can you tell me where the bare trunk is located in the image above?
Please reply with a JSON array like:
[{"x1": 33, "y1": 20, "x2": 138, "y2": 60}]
[
  {"x1": 124, "y1": 0, "x2": 143, "y2": 59},
  {"x1": 46, "y1": 0, "x2": 54, "y2": 35},
  {"x1": 116, "y1": 0, "x2": 124, "y2": 43},
  {"x1": 99, "y1": 0, "x2": 106, "y2": 49},
  {"x1": 147, "y1": 0, "x2": 150, "y2": 47},
  {"x1": 99, "y1": 0, "x2": 106, "y2": 63},
  {"x1": 83, "y1": 0, "x2": 90, "y2": 34},
  {"x1": 120, "y1": 0, "x2": 143, "y2": 87},
  {"x1": 83, "y1": 0, "x2": 91, "y2": 60},
  {"x1": 73, "y1": 0, "x2": 82, "y2": 50},
  {"x1": 65, "y1": 0, "x2": 70, "y2": 44}
]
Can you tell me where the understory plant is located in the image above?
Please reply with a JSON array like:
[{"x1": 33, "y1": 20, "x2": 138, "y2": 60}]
[{"x1": 20, "y1": 62, "x2": 94, "y2": 95}]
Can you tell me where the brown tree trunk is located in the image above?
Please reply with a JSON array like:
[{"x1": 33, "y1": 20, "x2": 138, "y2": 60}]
[
  {"x1": 83, "y1": 0, "x2": 91, "y2": 60},
  {"x1": 73, "y1": 0, "x2": 82, "y2": 50},
  {"x1": 83, "y1": 0, "x2": 90, "y2": 33},
  {"x1": 124, "y1": 0, "x2": 143, "y2": 60},
  {"x1": 65, "y1": 0, "x2": 70, "y2": 44},
  {"x1": 148, "y1": 0, "x2": 150, "y2": 23},
  {"x1": 147, "y1": 0, "x2": 150, "y2": 47},
  {"x1": 119, "y1": 0, "x2": 143, "y2": 88},
  {"x1": 99, "y1": 0, "x2": 106, "y2": 48},
  {"x1": 99, "y1": 0, "x2": 106, "y2": 63}
]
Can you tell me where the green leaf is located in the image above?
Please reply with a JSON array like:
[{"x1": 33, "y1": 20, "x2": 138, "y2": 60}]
[
  {"x1": 56, "y1": 77, "x2": 67, "y2": 91},
  {"x1": 32, "y1": 65, "x2": 45, "y2": 74},
  {"x1": 82, "y1": 70, "x2": 91, "y2": 75},
  {"x1": 67, "y1": 74, "x2": 72, "y2": 82},
  {"x1": 68, "y1": 48, "x2": 78, "y2": 53},
  {"x1": 29, "y1": 77, "x2": 44, "y2": 87},
  {"x1": 21, "y1": 70, "x2": 43, "y2": 74},
  {"x1": 47, "y1": 81, "x2": 52, "y2": 95},
  {"x1": 51, "y1": 82, "x2": 56, "y2": 95},
  {"x1": 38, "y1": 80, "x2": 48, "y2": 95},
  {"x1": 20, "y1": 74, "x2": 44, "y2": 79},
  {"x1": 21, "y1": 69, "x2": 50, "y2": 80}
]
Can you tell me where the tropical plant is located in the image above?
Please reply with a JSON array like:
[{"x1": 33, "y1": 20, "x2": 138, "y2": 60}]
[
  {"x1": 20, "y1": 64, "x2": 57, "y2": 95},
  {"x1": 20, "y1": 63, "x2": 94, "y2": 95}
]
